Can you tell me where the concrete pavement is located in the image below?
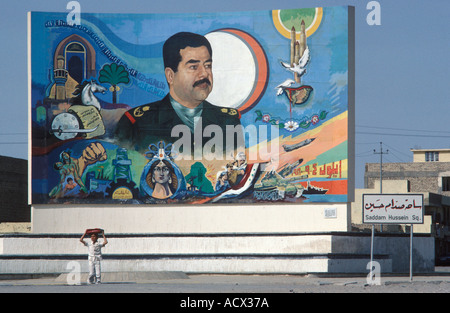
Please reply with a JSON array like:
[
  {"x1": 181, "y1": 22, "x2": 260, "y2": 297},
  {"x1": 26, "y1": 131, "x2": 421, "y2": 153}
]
[{"x1": 1, "y1": 269, "x2": 450, "y2": 293}]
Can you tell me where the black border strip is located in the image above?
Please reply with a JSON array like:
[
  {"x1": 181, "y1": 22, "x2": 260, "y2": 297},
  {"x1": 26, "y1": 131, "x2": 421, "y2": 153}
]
[
  {"x1": 0, "y1": 231, "x2": 432, "y2": 238},
  {"x1": 0, "y1": 253, "x2": 390, "y2": 260}
]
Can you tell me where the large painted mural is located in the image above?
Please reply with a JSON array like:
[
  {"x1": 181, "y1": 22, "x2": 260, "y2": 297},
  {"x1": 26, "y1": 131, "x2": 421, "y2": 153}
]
[{"x1": 30, "y1": 7, "x2": 353, "y2": 204}]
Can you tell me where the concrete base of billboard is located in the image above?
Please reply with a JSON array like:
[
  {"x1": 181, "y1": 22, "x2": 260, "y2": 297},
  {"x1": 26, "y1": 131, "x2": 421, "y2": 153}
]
[
  {"x1": 30, "y1": 204, "x2": 352, "y2": 234},
  {"x1": 0, "y1": 232, "x2": 434, "y2": 275}
]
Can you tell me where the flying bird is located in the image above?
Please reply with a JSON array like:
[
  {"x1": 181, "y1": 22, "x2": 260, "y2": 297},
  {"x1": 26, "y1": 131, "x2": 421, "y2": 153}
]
[
  {"x1": 275, "y1": 78, "x2": 313, "y2": 106},
  {"x1": 280, "y1": 46, "x2": 310, "y2": 78},
  {"x1": 275, "y1": 79, "x2": 296, "y2": 96}
]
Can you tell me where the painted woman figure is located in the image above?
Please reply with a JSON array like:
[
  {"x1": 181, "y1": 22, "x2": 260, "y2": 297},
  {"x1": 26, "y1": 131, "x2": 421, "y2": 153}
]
[
  {"x1": 215, "y1": 171, "x2": 231, "y2": 193},
  {"x1": 140, "y1": 141, "x2": 186, "y2": 201},
  {"x1": 145, "y1": 159, "x2": 178, "y2": 199}
]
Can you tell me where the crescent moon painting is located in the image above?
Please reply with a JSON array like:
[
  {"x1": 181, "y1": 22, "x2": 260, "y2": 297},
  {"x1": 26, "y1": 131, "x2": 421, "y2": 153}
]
[{"x1": 206, "y1": 29, "x2": 269, "y2": 114}]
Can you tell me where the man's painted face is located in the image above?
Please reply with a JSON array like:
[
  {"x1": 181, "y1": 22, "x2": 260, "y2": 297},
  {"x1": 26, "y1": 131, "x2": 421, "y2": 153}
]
[{"x1": 167, "y1": 46, "x2": 213, "y2": 108}]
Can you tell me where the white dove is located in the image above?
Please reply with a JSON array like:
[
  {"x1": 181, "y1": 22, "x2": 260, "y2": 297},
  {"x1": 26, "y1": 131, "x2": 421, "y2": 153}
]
[
  {"x1": 275, "y1": 79, "x2": 296, "y2": 96},
  {"x1": 280, "y1": 46, "x2": 310, "y2": 77}
]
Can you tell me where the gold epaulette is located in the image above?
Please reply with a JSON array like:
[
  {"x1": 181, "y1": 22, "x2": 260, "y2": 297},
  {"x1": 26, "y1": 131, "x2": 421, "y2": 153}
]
[
  {"x1": 220, "y1": 108, "x2": 239, "y2": 117},
  {"x1": 133, "y1": 105, "x2": 151, "y2": 118}
]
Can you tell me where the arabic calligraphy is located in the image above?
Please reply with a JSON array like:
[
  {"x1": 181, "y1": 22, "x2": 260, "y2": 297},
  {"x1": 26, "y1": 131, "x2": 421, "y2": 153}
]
[
  {"x1": 362, "y1": 194, "x2": 424, "y2": 224},
  {"x1": 294, "y1": 160, "x2": 343, "y2": 179},
  {"x1": 364, "y1": 199, "x2": 422, "y2": 212}
]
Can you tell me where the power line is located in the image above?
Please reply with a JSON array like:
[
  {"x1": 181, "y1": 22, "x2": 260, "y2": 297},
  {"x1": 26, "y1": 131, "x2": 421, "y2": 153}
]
[
  {"x1": 384, "y1": 154, "x2": 401, "y2": 163},
  {"x1": 356, "y1": 131, "x2": 450, "y2": 138},
  {"x1": 356, "y1": 125, "x2": 450, "y2": 134},
  {"x1": 356, "y1": 141, "x2": 382, "y2": 145},
  {"x1": 383, "y1": 143, "x2": 411, "y2": 159},
  {"x1": 356, "y1": 150, "x2": 376, "y2": 158}
]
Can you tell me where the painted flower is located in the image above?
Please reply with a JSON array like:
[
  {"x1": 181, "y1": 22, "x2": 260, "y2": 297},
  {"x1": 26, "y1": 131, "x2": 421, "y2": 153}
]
[
  {"x1": 311, "y1": 115, "x2": 320, "y2": 125},
  {"x1": 262, "y1": 114, "x2": 271, "y2": 123},
  {"x1": 284, "y1": 120, "x2": 299, "y2": 132}
]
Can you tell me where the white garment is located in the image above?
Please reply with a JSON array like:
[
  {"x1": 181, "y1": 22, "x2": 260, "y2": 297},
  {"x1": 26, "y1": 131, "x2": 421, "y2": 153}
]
[
  {"x1": 88, "y1": 258, "x2": 101, "y2": 283},
  {"x1": 83, "y1": 240, "x2": 105, "y2": 283},
  {"x1": 84, "y1": 240, "x2": 104, "y2": 261}
]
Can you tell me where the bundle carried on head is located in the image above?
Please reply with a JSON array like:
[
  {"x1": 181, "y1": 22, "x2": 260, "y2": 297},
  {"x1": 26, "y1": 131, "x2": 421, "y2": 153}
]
[{"x1": 85, "y1": 228, "x2": 104, "y2": 235}]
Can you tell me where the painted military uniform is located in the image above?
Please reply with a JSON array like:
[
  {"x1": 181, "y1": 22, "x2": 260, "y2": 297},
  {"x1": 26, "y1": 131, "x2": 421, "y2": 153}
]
[{"x1": 114, "y1": 95, "x2": 244, "y2": 156}]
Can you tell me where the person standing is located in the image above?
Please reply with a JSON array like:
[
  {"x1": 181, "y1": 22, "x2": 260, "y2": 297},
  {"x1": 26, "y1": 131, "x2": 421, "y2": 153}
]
[{"x1": 80, "y1": 230, "x2": 108, "y2": 284}]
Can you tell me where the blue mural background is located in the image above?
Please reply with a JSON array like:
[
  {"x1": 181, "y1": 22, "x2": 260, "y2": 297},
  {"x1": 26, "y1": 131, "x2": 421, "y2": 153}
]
[{"x1": 30, "y1": 6, "x2": 352, "y2": 204}]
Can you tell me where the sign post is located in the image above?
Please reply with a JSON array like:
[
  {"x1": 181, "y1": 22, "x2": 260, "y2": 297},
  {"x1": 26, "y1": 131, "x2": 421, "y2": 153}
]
[
  {"x1": 410, "y1": 224, "x2": 413, "y2": 281},
  {"x1": 363, "y1": 194, "x2": 424, "y2": 281},
  {"x1": 370, "y1": 223, "x2": 375, "y2": 280}
]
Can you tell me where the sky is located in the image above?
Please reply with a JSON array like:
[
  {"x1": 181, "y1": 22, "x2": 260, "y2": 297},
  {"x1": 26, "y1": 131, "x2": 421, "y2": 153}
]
[{"x1": 0, "y1": 0, "x2": 449, "y2": 189}]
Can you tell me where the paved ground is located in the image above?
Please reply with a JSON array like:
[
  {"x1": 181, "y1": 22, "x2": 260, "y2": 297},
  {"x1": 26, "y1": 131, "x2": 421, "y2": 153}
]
[
  {"x1": 4, "y1": 274, "x2": 445, "y2": 312},
  {"x1": 1, "y1": 270, "x2": 450, "y2": 294}
]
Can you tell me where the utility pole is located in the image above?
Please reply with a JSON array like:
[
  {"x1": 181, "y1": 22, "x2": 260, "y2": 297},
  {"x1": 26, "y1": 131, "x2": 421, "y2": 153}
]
[{"x1": 374, "y1": 142, "x2": 388, "y2": 231}]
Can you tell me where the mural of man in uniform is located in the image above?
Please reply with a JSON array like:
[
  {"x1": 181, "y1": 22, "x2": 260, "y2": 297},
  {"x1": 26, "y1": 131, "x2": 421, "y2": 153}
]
[{"x1": 114, "y1": 32, "x2": 244, "y2": 158}]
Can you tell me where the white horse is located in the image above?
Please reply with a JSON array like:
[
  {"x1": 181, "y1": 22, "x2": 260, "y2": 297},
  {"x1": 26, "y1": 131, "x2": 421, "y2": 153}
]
[{"x1": 81, "y1": 80, "x2": 107, "y2": 110}]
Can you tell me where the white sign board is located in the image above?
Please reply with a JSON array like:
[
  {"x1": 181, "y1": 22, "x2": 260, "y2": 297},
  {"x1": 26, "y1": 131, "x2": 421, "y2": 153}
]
[{"x1": 363, "y1": 194, "x2": 424, "y2": 224}]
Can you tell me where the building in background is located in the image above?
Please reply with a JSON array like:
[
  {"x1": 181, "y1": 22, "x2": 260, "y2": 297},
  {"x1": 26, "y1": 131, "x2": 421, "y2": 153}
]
[
  {"x1": 366, "y1": 148, "x2": 450, "y2": 197},
  {"x1": 354, "y1": 148, "x2": 450, "y2": 264},
  {"x1": 0, "y1": 156, "x2": 29, "y2": 223}
]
